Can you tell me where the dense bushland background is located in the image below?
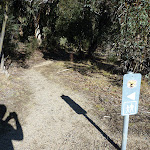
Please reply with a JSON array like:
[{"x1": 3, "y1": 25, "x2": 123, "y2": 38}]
[{"x1": 0, "y1": 0, "x2": 149, "y2": 79}]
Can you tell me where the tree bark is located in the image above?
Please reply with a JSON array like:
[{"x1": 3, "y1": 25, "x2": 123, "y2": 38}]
[
  {"x1": 0, "y1": 13, "x2": 8, "y2": 71},
  {"x1": 0, "y1": 52, "x2": 4, "y2": 71},
  {"x1": 35, "y1": 24, "x2": 42, "y2": 45},
  {"x1": 87, "y1": 39, "x2": 98, "y2": 60}
]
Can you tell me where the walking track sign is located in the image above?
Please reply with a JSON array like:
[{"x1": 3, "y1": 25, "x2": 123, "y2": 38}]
[
  {"x1": 121, "y1": 73, "x2": 142, "y2": 116},
  {"x1": 121, "y1": 72, "x2": 142, "y2": 150}
]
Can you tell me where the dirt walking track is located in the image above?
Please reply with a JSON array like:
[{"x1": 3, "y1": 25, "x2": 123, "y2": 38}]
[{"x1": 12, "y1": 61, "x2": 121, "y2": 150}]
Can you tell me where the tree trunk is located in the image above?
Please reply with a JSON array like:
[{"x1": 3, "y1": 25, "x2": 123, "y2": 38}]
[
  {"x1": 35, "y1": 24, "x2": 42, "y2": 45},
  {"x1": 69, "y1": 53, "x2": 74, "y2": 62},
  {"x1": 0, "y1": 52, "x2": 4, "y2": 71},
  {"x1": 33, "y1": 12, "x2": 42, "y2": 45},
  {"x1": 0, "y1": 13, "x2": 8, "y2": 72},
  {"x1": 87, "y1": 39, "x2": 98, "y2": 60}
]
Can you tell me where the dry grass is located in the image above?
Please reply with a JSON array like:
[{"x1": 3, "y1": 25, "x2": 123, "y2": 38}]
[
  {"x1": 0, "y1": 70, "x2": 31, "y2": 124},
  {"x1": 38, "y1": 61, "x2": 149, "y2": 144}
]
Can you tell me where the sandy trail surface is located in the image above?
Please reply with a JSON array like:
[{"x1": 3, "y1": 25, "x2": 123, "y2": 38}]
[{"x1": 12, "y1": 61, "x2": 120, "y2": 150}]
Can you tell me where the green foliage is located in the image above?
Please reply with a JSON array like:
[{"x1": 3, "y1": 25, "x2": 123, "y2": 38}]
[
  {"x1": 0, "y1": 1, "x2": 20, "y2": 59},
  {"x1": 3, "y1": 14, "x2": 19, "y2": 58},
  {"x1": 1, "y1": 0, "x2": 42, "y2": 60},
  {"x1": 106, "y1": 55, "x2": 118, "y2": 63},
  {"x1": 24, "y1": 36, "x2": 38, "y2": 59},
  {"x1": 39, "y1": 1, "x2": 60, "y2": 50},
  {"x1": 56, "y1": 0, "x2": 117, "y2": 58},
  {"x1": 59, "y1": 37, "x2": 68, "y2": 47},
  {"x1": 117, "y1": 0, "x2": 150, "y2": 74}
]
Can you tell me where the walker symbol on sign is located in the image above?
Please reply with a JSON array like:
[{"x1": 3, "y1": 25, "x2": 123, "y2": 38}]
[
  {"x1": 126, "y1": 104, "x2": 134, "y2": 113},
  {"x1": 123, "y1": 101, "x2": 137, "y2": 115}
]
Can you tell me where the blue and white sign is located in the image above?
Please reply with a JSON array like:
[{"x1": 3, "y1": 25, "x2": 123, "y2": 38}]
[{"x1": 121, "y1": 73, "x2": 142, "y2": 116}]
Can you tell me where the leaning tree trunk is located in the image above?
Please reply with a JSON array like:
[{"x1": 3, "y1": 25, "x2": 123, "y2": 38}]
[
  {"x1": 0, "y1": 13, "x2": 8, "y2": 72},
  {"x1": 35, "y1": 24, "x2": 42, "y2": 45},
  {"x1": 33, "y1": 14, "x2": 42, "y2": 45}
]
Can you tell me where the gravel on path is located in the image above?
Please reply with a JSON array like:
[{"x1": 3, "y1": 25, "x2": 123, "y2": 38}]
[{"x1": 12, "y1": 61, "x2": 120, "y2": 150}]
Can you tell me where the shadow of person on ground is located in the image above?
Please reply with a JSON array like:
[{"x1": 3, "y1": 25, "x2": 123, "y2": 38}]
[
  {"x1": 61, "y1": 95, "x2": 120, "y2": 150},
  {"x1": 0, "y1": 104, "x2": 23, "y2": 150}
]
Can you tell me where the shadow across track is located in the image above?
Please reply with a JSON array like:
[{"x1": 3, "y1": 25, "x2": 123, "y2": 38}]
[{"x1": 61, "y1": 95, "x2": 120, "y2": 150}]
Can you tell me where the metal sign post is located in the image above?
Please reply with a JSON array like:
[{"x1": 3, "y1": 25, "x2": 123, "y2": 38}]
[
  {"x1": 121, "y1": 72, "x2": 142, "y2": 150},
  {"x1": 121, "y1": 115, "x2": 129, "y2": 150}
]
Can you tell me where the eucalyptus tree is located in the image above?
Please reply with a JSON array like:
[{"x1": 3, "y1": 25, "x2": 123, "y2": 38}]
[
  {"x1": 24, "y1": 0, "x2": 59, "y2": 45},
  {"x1": 117, "y1": 0, "x2": 150, "y2": 74}
]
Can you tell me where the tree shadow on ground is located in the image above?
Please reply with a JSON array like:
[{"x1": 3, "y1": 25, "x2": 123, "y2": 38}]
[
  {"x1": 108, "y1": 76, "x2": 122, "y2": 87},
  {"x1": 64, "y1": 61, "x2": 123, "y2": 87},
  {"x1": 65, "y1": 62, "x2": 94, "y2": 76},
  {"x1": 41, "y1": 48, "x2": 71, "y2": 61},
  {"x1": 4, "y1": 51, "x2": 30, "y2": 69},
  {"x1": 90, "y1": 58, "x2": 122, "y2": 75},
  {"x1": 0, "y1": 104, "x2": 23, "y2": 150},
  {"x1": 41, "y1": 46, "x2": 90, "y2": 62},
  {"x1": 61, "y1": 95, "x2": 121, "y2": 150},
  {"x1": 65, "y1": 56, "x2": 123, "y2": 76},
  {"x1": 40, "y1": 46, "x2": 123, "y2": 87}
]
